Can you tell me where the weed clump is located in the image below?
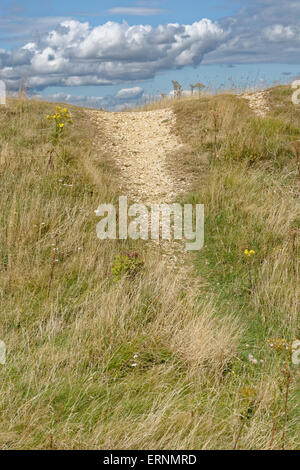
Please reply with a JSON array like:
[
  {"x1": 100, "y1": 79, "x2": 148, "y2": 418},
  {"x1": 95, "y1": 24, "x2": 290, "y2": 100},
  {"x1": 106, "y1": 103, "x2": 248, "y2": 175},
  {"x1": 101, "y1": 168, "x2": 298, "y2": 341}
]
[{"x1": 112, "y1": 252, "x2": 144, "y2": 281}]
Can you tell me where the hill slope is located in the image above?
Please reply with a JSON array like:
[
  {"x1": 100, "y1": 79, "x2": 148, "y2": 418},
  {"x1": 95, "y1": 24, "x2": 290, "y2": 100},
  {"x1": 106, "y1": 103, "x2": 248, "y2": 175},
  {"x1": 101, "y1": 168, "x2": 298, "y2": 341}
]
[{"x1": 0, "y1": 88, "x2": 298, "y2": 449}]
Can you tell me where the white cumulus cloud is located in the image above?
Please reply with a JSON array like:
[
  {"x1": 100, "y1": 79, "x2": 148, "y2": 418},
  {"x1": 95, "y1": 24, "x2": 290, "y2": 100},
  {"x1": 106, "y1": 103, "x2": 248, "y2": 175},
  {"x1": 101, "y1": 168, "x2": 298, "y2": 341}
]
[
  {"x1": 116, "y1": 87, "x2": 144, "y2": 99},
  {"x1": 0, "y1": 18, "x2": 225, "y2": 91},
  {"x1": 1, "y1": 1, "x2": 300, "y2": 96}
]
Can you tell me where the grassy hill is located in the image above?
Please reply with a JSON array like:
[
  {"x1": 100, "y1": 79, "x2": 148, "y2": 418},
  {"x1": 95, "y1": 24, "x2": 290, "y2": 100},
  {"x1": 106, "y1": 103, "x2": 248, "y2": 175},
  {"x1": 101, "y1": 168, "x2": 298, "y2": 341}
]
[{"x1": 0, "y1": 88, "x2": 298, "y2": 449}]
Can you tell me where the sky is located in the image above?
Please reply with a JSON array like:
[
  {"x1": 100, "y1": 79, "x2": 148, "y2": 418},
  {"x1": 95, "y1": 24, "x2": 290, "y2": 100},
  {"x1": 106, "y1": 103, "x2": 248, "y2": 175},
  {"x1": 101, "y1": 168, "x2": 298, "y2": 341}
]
[{"x1": 1, "y1": 0, "x2": 300, "y2": 109}]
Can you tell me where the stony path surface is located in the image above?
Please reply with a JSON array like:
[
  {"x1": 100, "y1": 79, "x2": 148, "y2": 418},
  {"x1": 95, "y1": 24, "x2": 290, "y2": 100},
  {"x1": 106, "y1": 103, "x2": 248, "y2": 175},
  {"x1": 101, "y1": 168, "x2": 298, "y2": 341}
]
[
  {"x1": 242, "y1": 90, "x2": 270, "y2": 117},
  {"x1": 87, "y1": 107, "x2": 197, "y2": 272},
  {"x1": 88, "y1": 108, "x2": 191, "y2": 204},
  {"x1": 87, "y1": 93, "x2": 269, "y2": 274}
]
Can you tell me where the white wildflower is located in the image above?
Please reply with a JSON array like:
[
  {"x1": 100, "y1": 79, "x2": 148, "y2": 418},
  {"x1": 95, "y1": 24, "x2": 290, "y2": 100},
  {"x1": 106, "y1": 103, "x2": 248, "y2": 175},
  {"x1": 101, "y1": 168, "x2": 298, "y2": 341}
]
[{"x1": 248, "y1": 353, "x2": 258, "y2": 364}]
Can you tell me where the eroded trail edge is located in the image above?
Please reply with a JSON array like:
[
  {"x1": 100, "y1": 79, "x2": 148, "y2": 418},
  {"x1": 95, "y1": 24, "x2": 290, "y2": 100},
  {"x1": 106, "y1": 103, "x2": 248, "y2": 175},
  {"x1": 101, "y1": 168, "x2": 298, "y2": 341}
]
[{"x1": 242, "y1": 90, "x2": 270, "y2": 117}]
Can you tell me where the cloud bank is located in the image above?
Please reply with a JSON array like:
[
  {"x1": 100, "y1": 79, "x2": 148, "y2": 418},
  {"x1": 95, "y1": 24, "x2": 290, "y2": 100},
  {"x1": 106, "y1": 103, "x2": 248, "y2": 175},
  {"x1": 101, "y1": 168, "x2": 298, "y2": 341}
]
[
  {"x1": 204, "y1": 0, "x2": 300, "y2": 65},
  {"x1": 0, "y1": 18, "x2": 225, "y2": 91},
  {"x1": 0, "y1": 0, "x2": 299, "y2": 100}
]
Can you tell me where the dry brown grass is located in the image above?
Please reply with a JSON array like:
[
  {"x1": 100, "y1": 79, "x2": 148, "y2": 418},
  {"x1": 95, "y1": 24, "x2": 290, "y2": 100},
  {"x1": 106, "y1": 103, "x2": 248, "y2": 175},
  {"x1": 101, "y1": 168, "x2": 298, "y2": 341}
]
[
  {"x1": 0, "y1": 90, "x2": 298, "y2": 449},
  {"x1": 127, "y1": 92, "x2": 212, "y2": 112}
]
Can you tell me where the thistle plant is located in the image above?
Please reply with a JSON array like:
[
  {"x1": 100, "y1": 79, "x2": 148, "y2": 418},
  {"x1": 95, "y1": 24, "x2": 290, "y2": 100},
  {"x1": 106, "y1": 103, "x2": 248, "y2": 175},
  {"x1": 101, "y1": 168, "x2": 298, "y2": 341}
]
[
  {"x1": 190, "y1": 82, "x2": 205, "y2": 97},
  {"x1": 267, "y1": 338, "x2": 296, "y2": 450},
  {"x1": 171, "y1": 80, "x2": 183, "y2": 98}
]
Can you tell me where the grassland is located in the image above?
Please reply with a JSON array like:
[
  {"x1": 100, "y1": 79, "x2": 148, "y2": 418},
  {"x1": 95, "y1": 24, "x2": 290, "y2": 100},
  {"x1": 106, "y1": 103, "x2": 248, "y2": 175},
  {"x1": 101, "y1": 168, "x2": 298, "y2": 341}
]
[{"x1": 0, "y1": 87, "x2": 298, "y2": 449}]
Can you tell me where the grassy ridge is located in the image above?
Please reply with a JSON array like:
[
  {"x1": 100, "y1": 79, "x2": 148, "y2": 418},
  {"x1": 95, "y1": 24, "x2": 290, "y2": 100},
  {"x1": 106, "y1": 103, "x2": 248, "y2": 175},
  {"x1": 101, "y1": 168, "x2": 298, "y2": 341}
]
[
  {"x1": 173, "y1": 88, "x2": 299, "y2": 448},
  {"x1": 0, "y1": 90, "x2": 298, "y2": 449}
]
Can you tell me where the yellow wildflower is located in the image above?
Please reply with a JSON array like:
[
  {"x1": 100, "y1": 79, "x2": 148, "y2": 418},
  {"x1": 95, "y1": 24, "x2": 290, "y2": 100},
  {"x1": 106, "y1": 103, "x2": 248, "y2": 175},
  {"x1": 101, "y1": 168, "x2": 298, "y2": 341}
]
[{"x1": 244, "y1": 249, "x2": 255, "y2": 257}]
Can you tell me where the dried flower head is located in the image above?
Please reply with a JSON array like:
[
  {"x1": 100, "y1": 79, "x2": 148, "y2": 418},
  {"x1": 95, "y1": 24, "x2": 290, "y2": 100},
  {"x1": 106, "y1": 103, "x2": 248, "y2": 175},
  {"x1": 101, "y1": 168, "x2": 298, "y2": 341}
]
[{"x1": 267, "y1": 338, "x2": 291, "y2": 353}]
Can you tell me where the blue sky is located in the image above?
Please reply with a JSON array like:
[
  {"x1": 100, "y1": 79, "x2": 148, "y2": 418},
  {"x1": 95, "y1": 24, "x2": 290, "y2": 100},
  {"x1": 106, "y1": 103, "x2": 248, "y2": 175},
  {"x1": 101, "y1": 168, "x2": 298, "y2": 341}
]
[
  {"x1": 0, "y1": 0, "x2": 241, "y2": 37},
  {"x1": 1, "y1": 0, "x2": 300, "y2": 109}
]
